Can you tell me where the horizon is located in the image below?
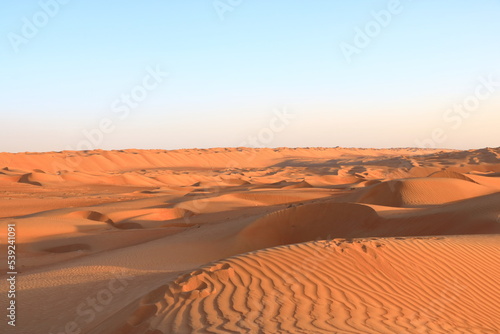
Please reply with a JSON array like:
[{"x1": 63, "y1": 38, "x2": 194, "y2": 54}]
[
  {"x1": 2, "y1": 1, "x2": 499, "y2": 152},
  {"x1": 3, "y1": 145, "x2": 499, "y2": 156}
]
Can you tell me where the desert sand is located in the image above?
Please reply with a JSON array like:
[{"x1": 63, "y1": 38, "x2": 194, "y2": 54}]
[{"x1": 0, "y1": 147, "x2": 499, "y2": 333}]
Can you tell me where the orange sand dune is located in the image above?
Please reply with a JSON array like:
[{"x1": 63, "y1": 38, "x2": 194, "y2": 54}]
[
  {"x1": 353, "y1": 177, "x2": 497, "y2": 207},
  {"x1": 234, "y1": 194, "x2": 500, "y2": 251},
  {"x1": 117, "y1": 235, "x2": 499, "y2": 334},
  {"x1": 0, "y1": 147, "x2": 499, "y2": 334},
  {"x1": 0, "y1": 147, "x2": 452, "y2": 174}
]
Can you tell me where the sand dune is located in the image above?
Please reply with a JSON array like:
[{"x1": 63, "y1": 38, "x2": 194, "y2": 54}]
[
  {"x1": 118, "y1": 235, "x2": 499, "y2": 334},
  {"x1": 235, "y1": 194, "x2": 500, "y2": 251},
  {"x1": 427, "y1": 170, "x2": 479, "y2": 183},
  {"x1": 354, "y1": 177, "x2": 496, "y2": 207},
  {"x1": 0, "y1": 147, "x2": 499, "y2": 334}
]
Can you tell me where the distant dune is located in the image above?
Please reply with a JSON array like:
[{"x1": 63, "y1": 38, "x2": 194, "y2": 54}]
[{"x1": 0, "y1": 147, "x2": 499, "y2": 333}]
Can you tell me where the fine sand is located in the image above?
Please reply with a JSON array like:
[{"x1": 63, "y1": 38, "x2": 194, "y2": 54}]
[{"x1": 0, "y1": 147, "x2": 499, "y2": 333}]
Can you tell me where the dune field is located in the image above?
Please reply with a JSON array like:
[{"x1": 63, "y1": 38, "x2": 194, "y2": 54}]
[{"x1": 0, "y1": 147, "x2": 499, "y2": 334}]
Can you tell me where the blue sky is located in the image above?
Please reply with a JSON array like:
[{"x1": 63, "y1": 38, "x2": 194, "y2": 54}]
[{"x1": 1, "y1": 0, "x2": 499, "y2": 152}]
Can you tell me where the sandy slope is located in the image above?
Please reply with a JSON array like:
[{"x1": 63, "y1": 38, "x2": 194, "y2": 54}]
[
  {"x1": 120, "y1": 235, "x2": 500, "y2": 334},
  {"x1": 0, "y1": 147, "x2": 499, "y2": 334}
]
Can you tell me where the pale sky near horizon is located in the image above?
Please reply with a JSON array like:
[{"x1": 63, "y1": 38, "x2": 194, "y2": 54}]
[{"x1": 1, "y1": 0, "x2": 499, "y2": 153}]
